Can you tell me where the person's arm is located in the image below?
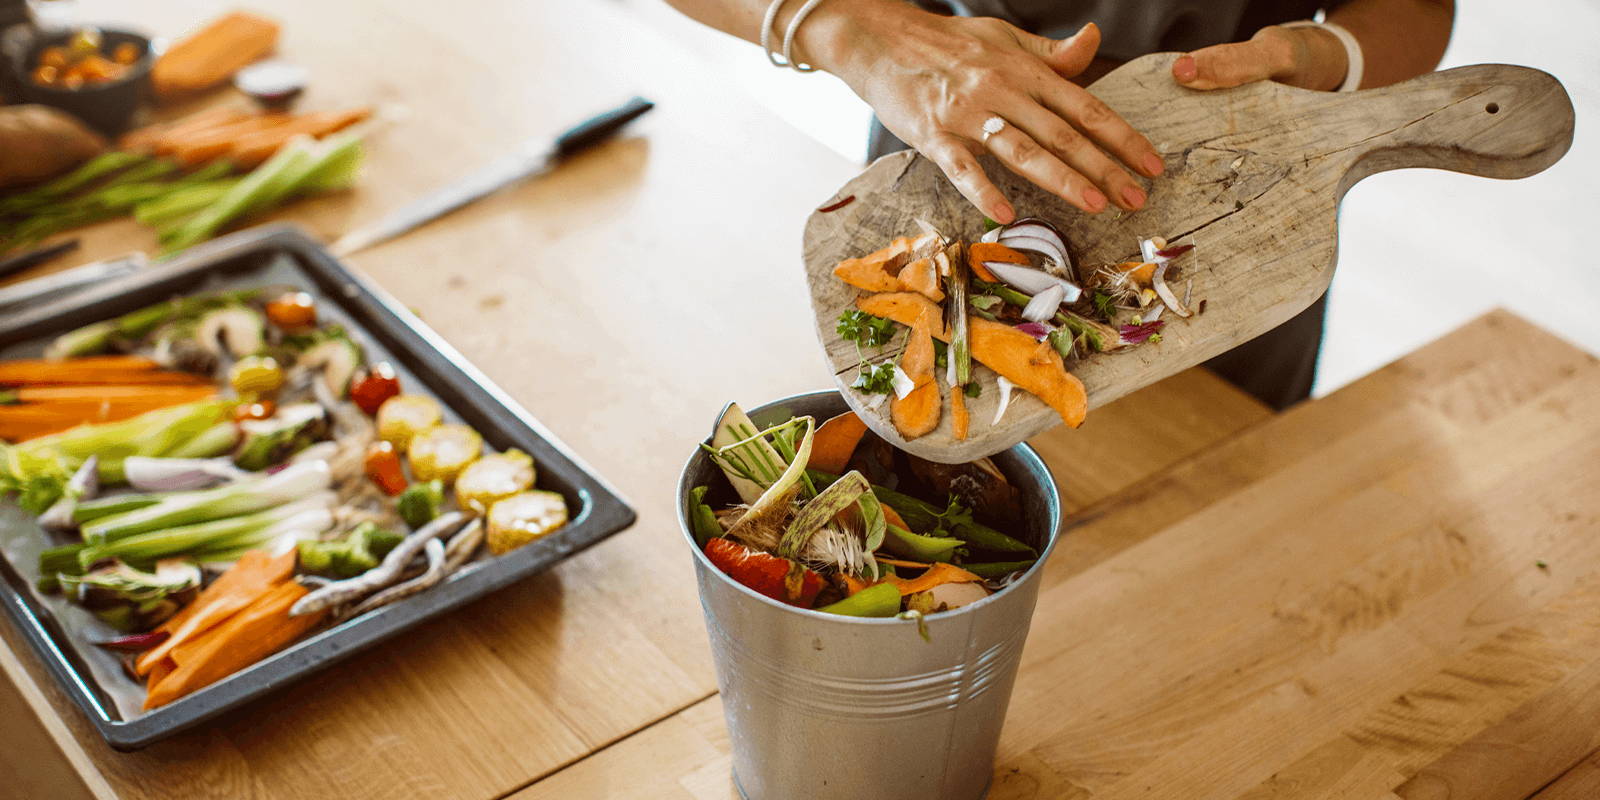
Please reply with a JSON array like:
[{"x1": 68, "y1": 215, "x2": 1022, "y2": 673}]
[
  {"x1": 664, "y1": 0, "x2": 1165, "y2": 223},
  {"x1": 1173, "y1": 0, "x2": 1455, "y2": 91}
]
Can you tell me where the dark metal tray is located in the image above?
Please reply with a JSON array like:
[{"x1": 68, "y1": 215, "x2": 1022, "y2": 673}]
[{"x1": 0, "y1": 224, "x2": 636, "y2": 749}]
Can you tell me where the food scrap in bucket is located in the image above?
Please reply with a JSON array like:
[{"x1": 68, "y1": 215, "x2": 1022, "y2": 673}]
[{"x1": 690, "y1": 403, "x2": 1040, "y2": 618}]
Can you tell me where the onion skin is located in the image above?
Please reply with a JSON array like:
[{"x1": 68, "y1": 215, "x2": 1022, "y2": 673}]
[{"x1": 1151, "y1": 262, "x2": 1191, "y2": 317}]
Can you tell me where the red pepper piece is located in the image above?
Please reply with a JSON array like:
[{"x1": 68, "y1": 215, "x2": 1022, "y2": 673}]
[
  {"x1": 704, "y1": 537, "x2": 824, "y2": 608},
  {"x1": 350, "y1": 362, "x2": 402, "y2": 416},
  {"x1": 363, "y1": 440, "x2": 408, "y2": 496}
]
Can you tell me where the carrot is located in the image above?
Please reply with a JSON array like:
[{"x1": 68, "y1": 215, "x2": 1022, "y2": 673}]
[
  {"x1": 152, "y1": 11, "x2": 280, "y2": 99},
  {"x1": 881, "y1": 562, "x2": 983, "y2": 596},
  {"x1": 880, "y1": 504, "x2": 909, "y2": 532},
  {"x1": 136, "y1": 550, "x2": 295, "y2": 677},
  {"x1": 950, "y1": 387, "x2": 970, "y2": 441},
  {"x1": 227, "y1": 107, "x2": 373, "y2": 167},
  {"x1": 857, "y1": 292, "x2": 1087, "y2": 428},
  {"x1": 144, "y1": 580, "x2": 324, "y2": 709},
  {"x1": 896, "y1": 257, "x2": 945, "y2": 302},
  {"x1": 890, "y1": 305, "x2": 941, "y2": 440},
  {"x1": 0, "y1": 398, "x2": 215, "y2": 437},
  {"x1": 846, "y1": 561, "x2": 982, "y2": 597},
  {"x1": 165, "y1": 113, "x2": 291, "y2": 165},
  {"x1": 832, "y1": 236, "x2": 914, "y2": 293},
  {"x1": 967, "y1": 242, "x2": 1029, "y2": 284},
  {"x1": 8, "y1": 384, "x2": 217, "y2": 403},
  {"x1": 1116, "y1": 261, "x2": 1158, "y2": 286},
  {"x1": 810, "y1": 411, "x2": 869, "y2": 475},
  {"x1": 122, "y1": 106, "x2": 249, "y2": 152},
  {"x1": 0, "y1": 357, "x2": 211, "y2": 386}
]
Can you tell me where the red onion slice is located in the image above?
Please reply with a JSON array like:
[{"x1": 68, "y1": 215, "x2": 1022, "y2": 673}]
[
  {"x1": 998, "y1": 233, "x2": 1070, "y2": 272},
  {"x1": 1155, "y1": 243, "x2": 1195, "y2": 259},
  {"x1": 1001, "y1": 220, "x2": 1069, "y2": 260},
  {"x1": 1151, "y1": 262, "x2": 1191, "y2": 317},
  {"x1": 983, "y1": 262, "x2": 1082, "y2": 303},
  {"x1": 1013, "y1": 321, "x2": 1053, "y2": 340},
  {"x1": 1020, "y1": 284, "x2": 1066, "y2": 323}
]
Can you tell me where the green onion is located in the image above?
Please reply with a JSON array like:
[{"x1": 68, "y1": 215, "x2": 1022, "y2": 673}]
[
  {"x1": 81, "y1": 461, "x2": 330, "y2": 544},
  {"x1": 76, "y1": 494, "x2": 335, "y2": 569}
]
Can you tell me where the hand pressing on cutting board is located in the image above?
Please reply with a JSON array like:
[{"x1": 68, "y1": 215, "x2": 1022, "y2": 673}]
[{"x1": 665, "y1": 0, "x2": 1452, "y2": 224}]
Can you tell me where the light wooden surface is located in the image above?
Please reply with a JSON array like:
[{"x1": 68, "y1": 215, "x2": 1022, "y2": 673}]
[
  {"x1": 509, "y1": 309, "x2": 1600, "y2": 800},
  {"x1": 804, "y1": 56, "x2": 1576, "y2": 463}
]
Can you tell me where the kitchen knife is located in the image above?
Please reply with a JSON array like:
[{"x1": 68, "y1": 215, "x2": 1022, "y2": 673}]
[{"x1": 331, "y1": 96, "x2": 655, "y2": 257}]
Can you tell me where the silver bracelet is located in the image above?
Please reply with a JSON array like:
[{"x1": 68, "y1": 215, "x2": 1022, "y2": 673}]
[
  {"x1": 1281, "y1": 20, "x2": 1364, "y2": 92},
  {"x1": 761, "y1": 0, "x2": 792, "y2": 67},
  {"x1": 781, "y1": 0, "x2": 827, "y2": 73}
]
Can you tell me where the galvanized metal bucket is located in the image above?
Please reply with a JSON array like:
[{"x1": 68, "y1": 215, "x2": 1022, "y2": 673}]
[{"x1": 677, "y1": 390, "x2": 1062, "y2": 800}]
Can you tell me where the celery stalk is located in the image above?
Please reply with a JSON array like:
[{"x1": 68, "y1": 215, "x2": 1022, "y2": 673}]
[{"x1": 160, "y1": 140, "x2": 314, "y2": 253}]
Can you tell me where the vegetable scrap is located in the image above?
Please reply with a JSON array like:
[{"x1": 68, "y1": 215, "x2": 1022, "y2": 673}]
[
  {"x1": 1, "y1": 286, "x2": 571, "y2": 711},
  {"x1": 831, "y1": 217, "x2": 1203, "y2": 439},
  {"x1": 0, "y1": 103, "x2": 370, "y2": 254},
  {"x1": 691, "y1": 403, "x2": 1039, "y2": 618}
]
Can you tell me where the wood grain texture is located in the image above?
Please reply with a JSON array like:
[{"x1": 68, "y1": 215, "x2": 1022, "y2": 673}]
[
  {"x1": 0, "y1": 0, "x2": 858, "y2": 798},
  {"x1": 804, "y1": 55, "x2": 1575, "y2": 463},
  {"x1": 516, "y1": 311, "x2": 1600, "y2": 800}
]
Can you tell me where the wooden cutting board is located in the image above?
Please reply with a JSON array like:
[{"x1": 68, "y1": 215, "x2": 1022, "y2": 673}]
[{"x1": 803, "y1": 54, "x2": 1574, "y2": 463}]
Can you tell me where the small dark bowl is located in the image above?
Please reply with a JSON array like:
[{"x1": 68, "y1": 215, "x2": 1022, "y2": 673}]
[{"x1": 10, "y1": 28, "x2": 155, "y2": 136}]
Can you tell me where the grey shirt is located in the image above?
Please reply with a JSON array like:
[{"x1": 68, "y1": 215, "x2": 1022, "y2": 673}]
[{"x1": 923, "y1": 0, "x2": 1336, "y2": 60}]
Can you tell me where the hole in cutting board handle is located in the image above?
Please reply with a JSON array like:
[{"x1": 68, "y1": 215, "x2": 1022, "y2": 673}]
[{"x1": 1486, "y1": 102, "x2": 1501, "y2": 114}]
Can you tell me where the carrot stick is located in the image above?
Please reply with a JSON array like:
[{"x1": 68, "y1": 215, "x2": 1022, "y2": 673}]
[
  {"x1": 166, "y1": 113, "x2": 291, "y2": 166},
  {"x1": 228, "y1": 107, "x2": 373, "y2": 167},
  {"x1": 144, "y1": 580, "x2": 324, "y2": 709},
  {"x1": 122, "y1": 107, "x2": 249, "y2": 152},
  {"x1": 950, "y1": 388, "x2": 970, "y2": 441},
  {"x1": 10, "y1": 384, "x2": 217, "y2": 403},
  {"x1": 809, "y1": 411, "x2": 869, "y2": 475},
  {"x1": 136, "y1": 550, "x2": 295, "y2": 676}
]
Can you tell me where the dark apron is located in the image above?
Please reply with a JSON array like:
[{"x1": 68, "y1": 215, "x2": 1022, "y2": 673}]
[{"x1": 869, "y1": 0, "x2": 1336, "y2": 410}]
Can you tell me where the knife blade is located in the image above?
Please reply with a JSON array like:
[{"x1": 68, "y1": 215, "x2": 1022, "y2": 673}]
[
  {"x1": 331, "y1": 96, "x2": 655, "y2": 257},
  {"x1": 0, "y1": 252, "x2": 146, "y2": 312}
]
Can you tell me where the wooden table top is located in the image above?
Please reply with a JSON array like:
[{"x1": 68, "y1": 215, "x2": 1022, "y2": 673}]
[{"x1": 4, "y1": 3, "x2": 1599, "y2": 800}]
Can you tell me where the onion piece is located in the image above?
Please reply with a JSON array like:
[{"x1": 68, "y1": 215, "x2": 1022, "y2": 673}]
[
  {"x1": 1145, "y1": 304, "x2": 1165, "y2": 322},
  {"x1": 983, "y1": 262, "x2": 1082, "y2": 302},
  {"x1": 1151, "y1": 262, "x2": 1192, "y2": 317},
  {"x1": 1001, "y1": 220, "x2": 1070, "y2": 262},
  {"x1": 998, "y1": 233, "x2": 1070, "y2": 272},
  {"x1": 1013, "y1": 322, "x2": 1053, "y2": 341},
  {"x1": 1155, "y1": 243, "x2": 1195, "y2": 259},
  {"x1": 890, "y1": 365, "x2": 916, "y2": 400},
  {"x1": 979, "y1": 227, "x2": 1002, "y2": 243},
  {"x1": 865, "y1": 393, "x2": 888, "y2": 411},
  {"x1": 992, "y1": 376, "x2": 1016, "y2": 425},
  {"x1": 945, "y1": 348, "x2": 958, "y2": 387},
  {"x1": 1020, "y1": 283, "x2": 1066, "y2": 322},
  {"x1": 123, "y1": 456, "x2": 250, "y2": 492},
  {"x1": 1140, "y1": 238, "x2": 1160, "y2": 264}
]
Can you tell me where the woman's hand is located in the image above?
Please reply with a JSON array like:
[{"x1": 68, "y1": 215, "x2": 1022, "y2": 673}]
[
  {"x1": 1172, "y1": 24, "x2": 1351, "y2": 92},
  {"x1": 805, "y1": 7, "x2": 1165, "y2": 223}
]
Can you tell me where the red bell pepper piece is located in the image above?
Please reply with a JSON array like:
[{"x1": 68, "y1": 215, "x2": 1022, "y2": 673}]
[{"x1": 704, "y1": 537, "x2": 823, "y2": 608}]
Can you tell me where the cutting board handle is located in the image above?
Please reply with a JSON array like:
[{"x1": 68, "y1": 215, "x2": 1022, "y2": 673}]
[{"x1": 1336, "y1": 64, "x2": 1574, "y2": 192}]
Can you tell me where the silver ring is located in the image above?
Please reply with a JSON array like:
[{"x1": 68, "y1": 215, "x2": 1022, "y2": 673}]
[{"x1": 980, "y1": 116, "x2": 1006, "y2": 143}]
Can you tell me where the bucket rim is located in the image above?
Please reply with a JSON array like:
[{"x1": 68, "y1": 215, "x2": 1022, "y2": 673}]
[{"x1": 677, "y1": 389, "x2": 1063, "y2": 625}]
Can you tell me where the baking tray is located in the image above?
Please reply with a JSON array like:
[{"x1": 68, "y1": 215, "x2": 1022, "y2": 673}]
[{"x1": 0, "y1": 223, "x2": 637, "y2": 749}]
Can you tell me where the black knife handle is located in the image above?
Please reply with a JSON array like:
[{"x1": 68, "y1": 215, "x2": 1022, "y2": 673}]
[{"x1": 553, "y1": 96, "x2": 656, "y2": 158}]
